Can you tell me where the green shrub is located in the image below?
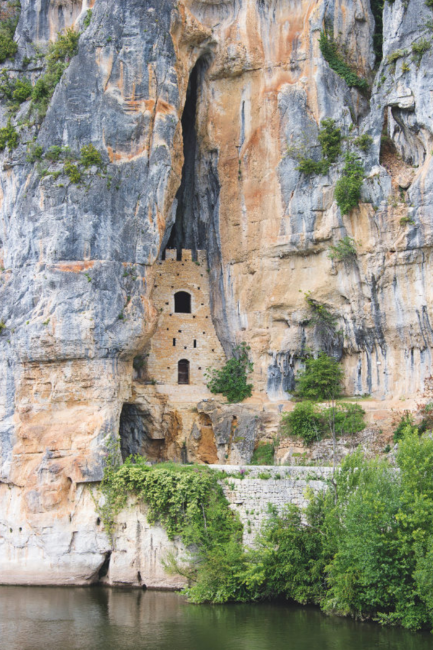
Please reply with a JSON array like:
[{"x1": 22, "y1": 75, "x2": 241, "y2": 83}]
[
  {"x1": 26, "y1": 142, "x2": 44, "y2": 162},
  {"x1": 0, "y1": 72, "x2": 31, "y2": 104},
  {"x1": 334, "y1": 153, "x2": 365, "y2": 214},
  {"x1": 296, "y1": 120, "x2": 341, "y2": 176},
  {"x1": 12, "y1": 77, "x2": 32, "y2": 103},
  {"x1": 206, "y1": 342, "x2": 253, "y2": 403},
  {"x1": 386, "y1": 49, "x2": 407, "y2": 64},
  {"x1": 281, "y1": 401, "x2": 325, "y2": 444},
  {"x1": 297, "y1": 157, "x2": 329, "y2": 175},
  {"x1": 393, "y1": 412, "x2": 417, "y2": 442},
  {"x1": 45, "y1": 145, "x2": 63, "y2": 162},
  {"x1": 323, "y1": 402, "x2": 366, "y2": 436},
  {"x1": 83, "y1": 9, "x2": 92, "y2": 29},
  {"x1": 304, "y1": 292, "x2": 339, "y2": 343},
  {"x1": 0, "y1": 120, "x2": 18, "y2": 151},
  {"x1": 296, "y1": 352, "x2": 344, "y2": 402},
  {"x1": 64, "y1": 161, "x2": 81, "y2": 183},
  {"x1": 411, "y1": 38, "x2": 431, "y2": 65},
  {"x1": 31, "y1": 27, "x2": 80, "y2": 117},
  {"x1": 250, "y1": 443, "x2": 275, "y2": 465},
  {"x1": 0, "y1": 14, "x2": 19, "y2": 64},
  {"x1": 328, "y1": 236, "x2": 357, "y2": 261},
  {"x1": 319, "y1": 31, "x2": 368, "y2": 91},
  {"x1": 354, "y1": 134, "x2": 373, "y2": 151},
  {"x1": 318, "y1": 118, "x2": 342, "y2": 162},
  {"x1": 80, "y1": 143, "x2": 103, "y2": 168}
]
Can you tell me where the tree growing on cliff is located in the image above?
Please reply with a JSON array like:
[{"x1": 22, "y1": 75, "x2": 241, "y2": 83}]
[
  {"x1": 296, "y1": 352, "x2": 344, "y2": 470},
  {"x1": 205, "y1": 342, "x2": 253, "y2": 403}
]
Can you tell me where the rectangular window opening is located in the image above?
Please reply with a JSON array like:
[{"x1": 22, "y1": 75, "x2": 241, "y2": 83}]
[
  {"x1": 173, "y1": 338, "x2": 176, "y2": 347},
  {"x1": 194, "y1": 340, "x2": 197, "y2": 348}
]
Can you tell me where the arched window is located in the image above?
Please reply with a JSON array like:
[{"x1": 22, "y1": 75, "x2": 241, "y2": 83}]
[
  {"x1": 178, "y1": 359, "x2": 190, "y2": 385},
  {"x1": 174, "y1": 291, "x2": 191, "y2": 314}
]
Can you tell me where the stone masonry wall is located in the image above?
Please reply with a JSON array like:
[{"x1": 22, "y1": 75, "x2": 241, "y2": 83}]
[
  {"x1": 213, "y1": 465, "x2": 332, "y2": 546},
  {"x1": 146, "y1": 249, "x2": 226, "y2": 387}
]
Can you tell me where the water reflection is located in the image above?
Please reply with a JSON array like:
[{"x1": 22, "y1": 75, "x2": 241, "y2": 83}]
[{"x1": 0, "y1": 587, "x2": 430, "y2": 650}]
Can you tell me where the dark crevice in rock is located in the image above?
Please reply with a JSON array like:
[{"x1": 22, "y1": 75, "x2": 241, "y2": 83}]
[
  {"x1": 166, "y1": 57, "x2": 207, "y2": 257},
  {"x1": 97, "y1": 551, "x2": 111, "y2": 581},
  {"x1": 119, "y1": 404, "x2": 165, "y2": 462}
]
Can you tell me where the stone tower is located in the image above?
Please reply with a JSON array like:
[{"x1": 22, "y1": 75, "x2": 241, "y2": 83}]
[{"x1": 146, "y1": 249, "x2": 226, "y2": 388}]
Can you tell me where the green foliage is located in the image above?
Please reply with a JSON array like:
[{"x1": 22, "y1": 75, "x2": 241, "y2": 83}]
[
  {"x1": 189, "y1": 431, "x2": 433, "y2": 630},
  {"x1": 31, "y1": 27, "x2": 80, "y2": 117},
  {"x1": 387, "y1": 49, "x2": 407, "y2": 64},
  {"x1": 0, "y1": 11, "x2": 19, "y2": 64},
  {"x1": 64, "y1": 160, "x2": 81, "y2": 184},
  {"x1": 0, "y1": 120, "x2": 18, "y2": 151},
  {"x1": 206, "y1": 342, "x2": 253, "y2": 403},
  {"x1": 281, "y1": 401, "x2": 325, "y2": 444},
  {"x1": 323, "y1": 402, "x2": 366, "y2": 437},
  {"x1": 0, "y1": 71, "x2": 31, "y2": 105},
  {"x1": 281, "y1": 401, "x2": 365, "y2": 444},
  {"x1": 370, "y1": 0, "x2": 384, "y2": 62},
  {"x1": 80, "y1": 143, "x2": 103, "y2": 168},
  {"x1": 304, "y1": 292, "x2": 339, "y2": 344},
  {"x1": 296, "y1": 157, "x2": 329, "y2": 175},
  {"x1": 354, "y1": 134, "x2": 373, "y2": 152},
  {"x1": 240, "y1": 504, "x2": 325, "y2": 605},
  {"x1": 411, "y1": 39, "x2": 431, "y2": 65},
  {"x1": 393, "y1": 412, "x2": 417, "y2": 442},
  {"x1": 83, "y1": 9, "x2": 92, "y2": 29},
  {"x1": 98, "y1": 445, "x2": 246, "y2": 603},
  {"x1": 328, "y1": 236, "x2": 357, "y2": 262},
  {"x1": 319, "y1": 31, "x2": 369, "y2": 91},
  {"x1": 250, "y1": 443, "x2": 275, "y2": 465},
  {"x1": 26, "y1": 142, "x2": 43, "y2": 162},
  {"x1": 334, "y1": 153, "x2": 365, "y2": 215},
  {"x1": 296, "y1": 119, "x2": 341, "y2": 176},
  {"x1": 296, "y1": 352, "x2": 344, "y2": 402},
  {"x1": 12, "y1": 77, "x2": 32, "y2": 103},
  {"x1": 318, "y1": 118, "x2": 342, "y2": 162}
]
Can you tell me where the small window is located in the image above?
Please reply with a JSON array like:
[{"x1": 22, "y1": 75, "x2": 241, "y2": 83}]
[
  {"x1": 178, "y1": 359, "x2": 190, "y2": 385},
  {"x1": 194, "y1": 340, "x2": 197, "y2": 348},
  {"x1": 175, "y1": 292, "x2": 191, "y2": 314},
  {"x1": 173, "y1": 338, "x2": 176, "y2": 347}
]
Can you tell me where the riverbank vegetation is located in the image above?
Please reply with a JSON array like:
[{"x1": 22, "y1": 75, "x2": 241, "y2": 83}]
[{"x1": 100, "y1": 426, "x2": 433, "y2": 631}]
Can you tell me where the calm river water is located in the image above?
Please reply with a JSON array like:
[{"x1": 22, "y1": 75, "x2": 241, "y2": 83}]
[{"x1": 0, "y1": 586, "x2": 431, "y2": 650}]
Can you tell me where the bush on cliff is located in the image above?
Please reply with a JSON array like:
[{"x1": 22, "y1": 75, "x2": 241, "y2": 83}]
[
  {"x1": 334, "y1": 153, "x2": 365, "y2": 215},
  {"x1": 31, "y1": 27, "x2": 80, "y2": 117},
  {"x1": 206, "y1": 342, "x2": 254, "y2": 403}
]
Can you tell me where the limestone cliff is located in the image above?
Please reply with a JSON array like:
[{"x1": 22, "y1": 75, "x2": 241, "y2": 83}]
[{"x1": 0, "y1": 0, "x2": 432, "y2": 585}]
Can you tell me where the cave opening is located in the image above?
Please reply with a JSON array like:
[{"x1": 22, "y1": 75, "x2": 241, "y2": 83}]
[
  {"x1": 166, "y1": 57, "x2": 210, "y2": 258},
  {"x1": 119, "y1": 403, "x2": 165, "y2": 462}
]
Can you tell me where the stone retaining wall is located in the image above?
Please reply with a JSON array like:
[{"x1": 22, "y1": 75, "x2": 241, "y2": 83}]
[{"x1": 211, "y1": 465, "x2": 333, "y2": 546}]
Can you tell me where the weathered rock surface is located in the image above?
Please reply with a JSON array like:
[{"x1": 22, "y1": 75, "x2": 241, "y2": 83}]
[{"x1": 0, "y1": 0, "x2": 432, "y2": 586}]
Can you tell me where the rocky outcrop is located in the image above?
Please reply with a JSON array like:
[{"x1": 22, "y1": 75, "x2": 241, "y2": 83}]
[{"x1": 0, "y1": 0, "x2": 433, "y2": 585}]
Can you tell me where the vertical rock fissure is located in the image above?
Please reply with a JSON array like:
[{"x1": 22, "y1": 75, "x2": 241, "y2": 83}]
[{"x1": 167, "y1": 60, "x2": 201, "y2": 257}]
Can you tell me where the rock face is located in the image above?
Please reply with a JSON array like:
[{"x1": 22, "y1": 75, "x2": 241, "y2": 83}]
[{"x1": 0, "y1": 0, "x2": 432, "y2": 585}]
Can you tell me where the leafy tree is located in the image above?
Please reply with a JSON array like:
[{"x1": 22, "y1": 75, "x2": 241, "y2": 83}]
[
  {"x1": 296, "y1": 352, "x2": 344, "y2": 468},
  {"x1": 206, "y1": 342, "x2": 253, "y2": 403},
  {"x1": 296, "y1": 352, "x2": 343, "y2": 402}
]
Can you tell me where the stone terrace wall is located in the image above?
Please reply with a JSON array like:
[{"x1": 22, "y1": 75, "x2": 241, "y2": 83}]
[{"x1": 212, "y1": 465, "x2": 333, "y2": 546}]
